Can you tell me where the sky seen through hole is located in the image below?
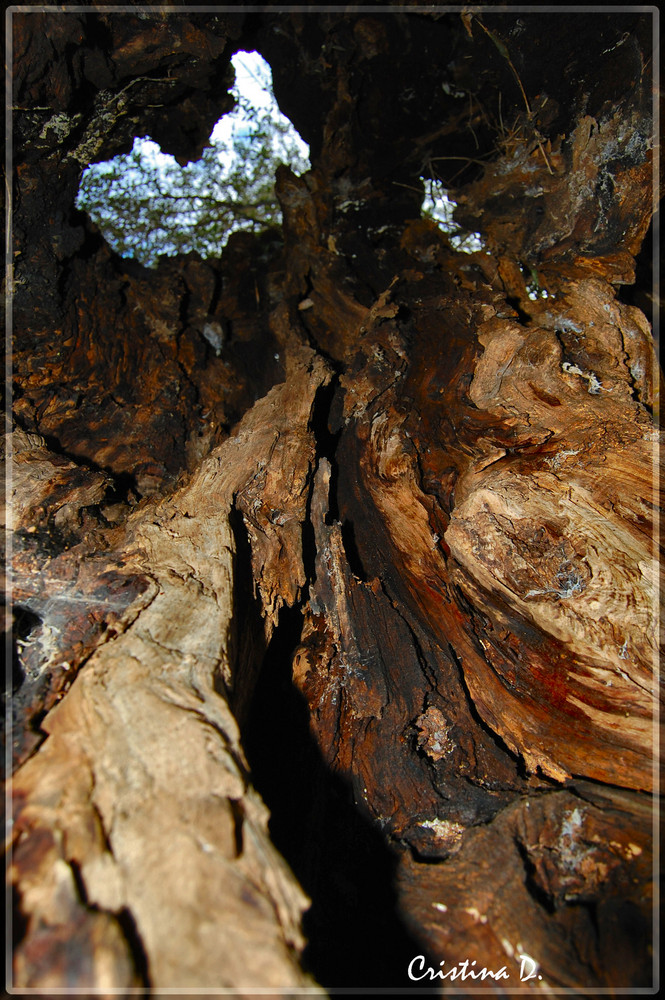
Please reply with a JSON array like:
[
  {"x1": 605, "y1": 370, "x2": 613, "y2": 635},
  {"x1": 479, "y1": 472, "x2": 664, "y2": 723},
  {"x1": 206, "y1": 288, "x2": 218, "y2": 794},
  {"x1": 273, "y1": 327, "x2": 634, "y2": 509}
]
[{"x1": 77, "y1": 51, "x2": 482, "y2": 267}]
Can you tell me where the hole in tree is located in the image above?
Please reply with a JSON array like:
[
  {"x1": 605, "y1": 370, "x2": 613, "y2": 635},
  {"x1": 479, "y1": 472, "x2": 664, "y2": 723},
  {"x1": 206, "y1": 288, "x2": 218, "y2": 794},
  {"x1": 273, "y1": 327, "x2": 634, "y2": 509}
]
[
  {"x1": 76, "y1": 51, "x2": 310, "y2": 268},
  {"x1": 421, "y1": 178, "x2": 485, "y2": 254},
  {"x1": 505, "y1": 294, "x2": 532, "y2": 325}
]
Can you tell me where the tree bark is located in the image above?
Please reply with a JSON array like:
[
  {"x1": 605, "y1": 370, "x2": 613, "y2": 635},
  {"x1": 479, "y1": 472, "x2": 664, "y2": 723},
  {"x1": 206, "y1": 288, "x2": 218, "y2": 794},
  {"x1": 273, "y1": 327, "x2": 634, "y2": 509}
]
[{"x1": 5, "y1": 7, "x2": 659, "y2": 994}]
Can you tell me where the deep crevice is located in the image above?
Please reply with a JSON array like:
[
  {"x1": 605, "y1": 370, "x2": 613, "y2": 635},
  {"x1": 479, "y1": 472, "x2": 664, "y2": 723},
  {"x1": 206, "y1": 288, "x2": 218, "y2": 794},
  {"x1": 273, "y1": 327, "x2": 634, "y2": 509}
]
[
  {"x1": 241, "y1": 602, "x2": 431, "y2": 989},
  {"x1": 68, "y1": 859, "x2": 151, "y2": 988},
  {"x1": 447, "y1": 640, "x2": 524, "y2": 775},
  {"x1": 116, "y1": 907, "x2": 151, "y2": 989},
  {"x1": 309, "y1": 378, "x2": 342, "y2": 488},
  {"x1": 340, "y1": 518, "x2": 367, "y2": 582},
  {"x1": 617, "y1": 216, "x2": 654, "y2": 326},
  {"x1": 301, "y1": 504, "x2": 318, "y2": 593},
  {"x1": 302, "y1": 375, "x2": 344, "y2": 592},
  {"x1": 229, "y1": 799, "x2": 245, "y2": 858},
  {"x1": 11, "y1": 885, "x2": 29, "y2": 951},
  {"x1": 505, "y1": 294, "x2": 533, "y2": 326},
  {"x1": 514, "y1": 837, "x2": 556, "y2": 915},
  {"x1": 68, "y1": 858, "x2": 90, "y2": 906},
  {"x1": 227, "y1": 504, "x2": 268, "y2": 726}
]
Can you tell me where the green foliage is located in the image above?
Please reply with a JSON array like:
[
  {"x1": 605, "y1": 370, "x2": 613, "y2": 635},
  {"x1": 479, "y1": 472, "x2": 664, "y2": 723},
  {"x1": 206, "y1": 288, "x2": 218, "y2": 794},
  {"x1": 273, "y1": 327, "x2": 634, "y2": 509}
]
[{"x1": 76, "y1": 53, "x2": 310, "y2": 267}]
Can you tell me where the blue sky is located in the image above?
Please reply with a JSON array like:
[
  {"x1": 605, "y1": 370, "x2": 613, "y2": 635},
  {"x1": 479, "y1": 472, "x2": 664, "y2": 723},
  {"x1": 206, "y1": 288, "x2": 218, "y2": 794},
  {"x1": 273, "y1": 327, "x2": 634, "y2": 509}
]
[
  {"x1": 133, "y1": 51, "x2": 310, "y2": 181},
  {"x1": 78, "y1": 50, "x2": 484, "y2": 261}
]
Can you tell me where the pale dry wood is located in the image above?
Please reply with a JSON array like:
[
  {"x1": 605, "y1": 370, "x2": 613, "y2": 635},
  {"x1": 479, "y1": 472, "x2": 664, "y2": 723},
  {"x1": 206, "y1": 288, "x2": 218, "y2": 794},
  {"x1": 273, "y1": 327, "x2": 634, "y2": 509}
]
[
  {"x1": 443, "y1": 280, "x2": 658, "y2": 786},
  {"x1": 352, "y1": 278, "x2": 657, "y2": 789},
  {"x1": 9, "y1": 348, "x2": 329, "y2": 992}
]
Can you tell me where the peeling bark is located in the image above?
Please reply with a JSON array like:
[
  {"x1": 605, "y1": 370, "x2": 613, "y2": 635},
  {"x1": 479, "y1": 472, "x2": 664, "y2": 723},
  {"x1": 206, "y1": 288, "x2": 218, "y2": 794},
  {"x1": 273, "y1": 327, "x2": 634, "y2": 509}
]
[
  {"x1": 10, "y1": 347, "x2": 328, "y2": 991},
  {"x1": 5, "y1": 7, "x2": 659, "y2": 994}
]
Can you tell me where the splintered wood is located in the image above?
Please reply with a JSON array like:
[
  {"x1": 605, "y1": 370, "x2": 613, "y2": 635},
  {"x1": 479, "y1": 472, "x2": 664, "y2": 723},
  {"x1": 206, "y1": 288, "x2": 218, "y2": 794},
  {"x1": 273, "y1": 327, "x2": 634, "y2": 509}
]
[
  {"x1": 10, "y1": 350, "x2": 328, "y2": 991},
  {"x1": 7, "y1": 7, "x2": 658, "y2": 994}
]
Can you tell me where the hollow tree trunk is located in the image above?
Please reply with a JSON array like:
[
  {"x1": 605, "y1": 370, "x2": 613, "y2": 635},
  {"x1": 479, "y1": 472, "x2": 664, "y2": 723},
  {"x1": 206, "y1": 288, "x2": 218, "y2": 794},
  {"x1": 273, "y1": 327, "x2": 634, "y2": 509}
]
[{"x1": 5, "y1": 8, "x2": 659, "y2": 994}]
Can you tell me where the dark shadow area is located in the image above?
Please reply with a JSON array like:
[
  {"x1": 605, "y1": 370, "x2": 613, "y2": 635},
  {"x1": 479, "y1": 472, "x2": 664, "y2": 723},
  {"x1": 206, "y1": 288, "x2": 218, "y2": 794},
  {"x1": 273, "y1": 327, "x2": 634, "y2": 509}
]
[
  {"x1": 226, "y1": 505, "x2": 269, "y2": 727},
  {"x1": 14, "y1": 417, "x2": 142, "y2": 506},
  {"x1": 241, "y1": 603, "x2": 434, "y2": 989},
  {"x1": 515, "y1": 839, "x2": 556, "y2": 915},
  {"x1": 116, "y1": 907, "x2": 151, "y2": 989},
  {"x1": 70, "y1": 858, "x2": 152, "y2": 989},
  {"x1": 10, "y1": 885, "x2": 29, "y2": 950},
  {"x1": 9, "y1": 606, "x2": 42, "y2": 694},
  {"x1": 341, "y1": 519, "x2": 368, "y2": 582},
  {"x1": 617, "y1": 215, "x2": 655, "y2": 327},
  {"x1": 505, "y1": 295, "x2": 533, "y2": 327}
]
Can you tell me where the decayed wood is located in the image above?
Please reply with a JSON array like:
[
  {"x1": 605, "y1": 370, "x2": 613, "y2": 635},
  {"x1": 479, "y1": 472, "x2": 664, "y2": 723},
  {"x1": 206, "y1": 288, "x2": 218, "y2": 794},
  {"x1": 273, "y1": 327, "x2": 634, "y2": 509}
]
[
  {"x1": 7, "y1": 427, "x2": 155, "y2": 766},
  {"x1": 281, "y1": 168, "x2": 657, "y2": 982},
  {"x1": 398, "y1": 786, "x2": 654, "y2": 988},
  {"x1": 6, "y1": 7, "x2": 659, "y2": 994},
  {"x1": 10, "y1": 347, "x2": 328, "y2": 990},
  {"x1": 343, "y1": 274, "x2": 657, "y2": 789}
]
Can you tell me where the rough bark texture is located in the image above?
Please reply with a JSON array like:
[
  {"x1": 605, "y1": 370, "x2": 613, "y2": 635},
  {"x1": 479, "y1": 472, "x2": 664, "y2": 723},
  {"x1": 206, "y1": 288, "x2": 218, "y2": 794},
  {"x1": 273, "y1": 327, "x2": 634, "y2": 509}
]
[{"x1": 5, "y1": 5, "x2": 659, "y2": 995}]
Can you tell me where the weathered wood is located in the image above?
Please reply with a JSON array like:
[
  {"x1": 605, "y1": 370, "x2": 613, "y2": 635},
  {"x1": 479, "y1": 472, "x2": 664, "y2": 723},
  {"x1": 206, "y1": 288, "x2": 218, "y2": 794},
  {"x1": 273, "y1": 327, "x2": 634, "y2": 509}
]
[
  {"x1": 10, "y1": 348, "x2": 328, "y2": 991},
  {"x1": 6, "y1": 7, "x2": 659, "y2": 994}
]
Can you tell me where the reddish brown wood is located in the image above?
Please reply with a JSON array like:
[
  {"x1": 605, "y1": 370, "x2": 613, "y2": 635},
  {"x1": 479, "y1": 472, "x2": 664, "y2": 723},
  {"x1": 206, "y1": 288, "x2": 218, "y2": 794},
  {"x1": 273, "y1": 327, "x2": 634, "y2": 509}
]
[{"x1": 6, "y1": 8, "x2": 658, "y2": 993}]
